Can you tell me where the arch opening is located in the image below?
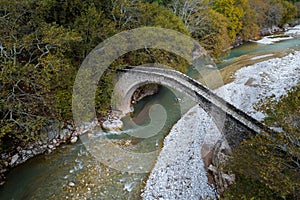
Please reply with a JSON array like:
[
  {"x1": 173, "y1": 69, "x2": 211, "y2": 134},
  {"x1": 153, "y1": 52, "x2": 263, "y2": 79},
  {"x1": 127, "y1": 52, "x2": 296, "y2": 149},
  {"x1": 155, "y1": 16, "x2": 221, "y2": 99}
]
[{"x1": 131, "y1": 83, "x2": 160, "y2": 106}]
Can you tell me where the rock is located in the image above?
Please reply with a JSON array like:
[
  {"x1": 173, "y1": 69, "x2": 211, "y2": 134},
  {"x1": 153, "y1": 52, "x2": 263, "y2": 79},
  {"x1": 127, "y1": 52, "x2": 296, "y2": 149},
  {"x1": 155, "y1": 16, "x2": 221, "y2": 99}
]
[
  {"x1": 87, "y1": 133, "x2": 95, "y2": 139},
  {"x1": 66, "y1": 132, "x2": 72, "y2": 138},
  {"x1": 2, "y1": 153, "x2": 8, "y2": 159},
  {"x1": 101, "y1": 118, "x2": 123, "y2": 131},
  {"x1": 59, "y1": 133, "x2": 64, "y2": 140},
  {"x1": 132, "y1": 84, "x2": 159, "y2": 103},
  {"x1": 32, "y1": 149, "x2": 37, "y2": 155},
  {"x1": 73, "y1": 131, "x2": 79, "y2": 137},
  {"x1": 70, "y1": 136, "x2": 78, "y2": 144},
  {"x1": 68, "y1": 181, "x2": 75, "y2": 187},
  {"x1": 52, "y1": 139, "x2": 57, "y2": 144},
  {"x1": 10, "y1": 154, "x2": 19, "y2": 166},
  {"x1": 62, "y1": 129, "x2": 70, "y2": 137},
  {"x1": 48, "y1": 144, "x2": 54, "y2": 149},
  {"x1": 47, "y1": 131, "x2": 57, "y2": 141},
  {"x1": 207, "y1": 140, "x2": 234, "y2": 196},
  {"x1": 67, "y1": 125, "x2": 73, "y2": 130},
  {"x1": 208, "y1": 164, "x2": 217, "y2": 173}
]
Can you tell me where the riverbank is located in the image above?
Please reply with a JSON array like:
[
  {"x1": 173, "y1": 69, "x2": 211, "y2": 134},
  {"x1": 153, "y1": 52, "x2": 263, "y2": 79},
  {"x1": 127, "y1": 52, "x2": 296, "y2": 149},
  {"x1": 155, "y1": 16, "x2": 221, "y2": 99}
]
[
  {"x1": 141, "y1": 106, "x2": 217, "y2": 199},
  {"x1": 0, "y1": 121, "x2": 99, "y2": 186},
  {"x1": 142, "y1": 51, "x2": 300, "y2": 199},
  {"x1": 0, "y1": 83, "x2": 160, "y2": 185},
  {"x1": 217, "y1": 24, "x2": 300, "y2": 88},
  {"x1": 1, "y1": 25, "x2": 299, "y2": 194}
]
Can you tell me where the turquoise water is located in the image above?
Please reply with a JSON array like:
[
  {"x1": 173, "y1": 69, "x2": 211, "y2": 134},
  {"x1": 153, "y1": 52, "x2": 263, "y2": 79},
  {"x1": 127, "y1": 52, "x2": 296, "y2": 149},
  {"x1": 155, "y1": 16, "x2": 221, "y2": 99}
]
[
  {"x1": 187, "y1": 38, "x2": 300, "y2": 81},
  {"x1": 1, "y1": 37, "x2": 299, "y2": 199},
  {"x1": 0, "y1": 86, "x2": 194, "y2": 199},
  {"x1": 227, "y1": 38, "x2": 300, "y2": 59},
  {"x1": 218, "y1": 38, "x2": 300, "y2": 68}
]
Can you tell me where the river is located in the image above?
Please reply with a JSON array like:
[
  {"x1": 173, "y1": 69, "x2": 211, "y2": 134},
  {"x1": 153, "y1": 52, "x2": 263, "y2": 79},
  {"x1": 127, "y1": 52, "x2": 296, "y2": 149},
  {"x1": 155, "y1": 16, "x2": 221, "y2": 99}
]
[{"x1": 0, "y1": 37, "x2": 299, "y2": 199}]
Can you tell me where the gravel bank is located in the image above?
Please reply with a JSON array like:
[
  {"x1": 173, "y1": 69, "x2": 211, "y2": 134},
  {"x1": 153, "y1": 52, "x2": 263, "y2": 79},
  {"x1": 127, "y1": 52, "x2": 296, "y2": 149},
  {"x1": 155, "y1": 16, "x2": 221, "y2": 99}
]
[
  {"x1": 141, "y1": 106, "x2": 218, "y2": 200},
  {"x1": 142, "y1": 51, "x2": 300, "y2": 199}
]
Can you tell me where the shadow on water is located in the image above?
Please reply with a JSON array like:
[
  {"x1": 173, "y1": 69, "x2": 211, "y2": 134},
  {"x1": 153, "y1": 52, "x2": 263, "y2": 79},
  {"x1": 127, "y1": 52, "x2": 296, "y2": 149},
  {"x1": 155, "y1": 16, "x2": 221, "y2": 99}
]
[
  {"x1": 0, "y1": 86, "x2": 193, "y2": 199},
  {"x1": 1, "y1": 38, "x2": 299, "y2": 199}
]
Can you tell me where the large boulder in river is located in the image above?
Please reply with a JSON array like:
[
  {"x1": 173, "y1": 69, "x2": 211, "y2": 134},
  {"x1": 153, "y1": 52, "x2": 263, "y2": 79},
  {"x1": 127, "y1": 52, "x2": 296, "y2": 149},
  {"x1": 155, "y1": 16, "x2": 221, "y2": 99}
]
[
  {"x1": 101, "y1": 119, "x2": 123, "y2": 131},
  {"x1": 101, "y1": 112, "x2": 123, "y2": 131}
]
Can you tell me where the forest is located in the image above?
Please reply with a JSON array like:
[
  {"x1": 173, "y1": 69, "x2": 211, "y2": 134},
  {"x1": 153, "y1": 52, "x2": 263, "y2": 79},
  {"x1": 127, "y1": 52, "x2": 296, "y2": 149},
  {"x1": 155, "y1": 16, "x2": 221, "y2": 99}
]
[{"x1": 0, "y1": 0, "x2": 299, "y2": 198}]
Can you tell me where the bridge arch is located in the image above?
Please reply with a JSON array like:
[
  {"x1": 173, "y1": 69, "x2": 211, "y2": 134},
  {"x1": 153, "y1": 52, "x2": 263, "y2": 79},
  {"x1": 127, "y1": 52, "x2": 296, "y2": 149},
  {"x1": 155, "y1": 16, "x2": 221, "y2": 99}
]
[
  {"x1": 113, "y1": 68, "x2": 197, "y2": 115},
  {"x1": 112, "y1": 65, "x2": 274, "y2": 147}
]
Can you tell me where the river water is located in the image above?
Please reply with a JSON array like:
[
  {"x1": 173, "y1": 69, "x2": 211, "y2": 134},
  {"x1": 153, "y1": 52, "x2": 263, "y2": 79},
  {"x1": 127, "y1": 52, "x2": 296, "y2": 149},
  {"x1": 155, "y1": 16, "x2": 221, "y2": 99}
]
[
  {"x1": 218, "y1": 38, "x2": 300, "y2": 68},
  {"x1": 0, "y1": 87, "x2": 194, "y2": 199},
  {"x1": 1, "y1": 38, "x2": 299, "y2": 199}
]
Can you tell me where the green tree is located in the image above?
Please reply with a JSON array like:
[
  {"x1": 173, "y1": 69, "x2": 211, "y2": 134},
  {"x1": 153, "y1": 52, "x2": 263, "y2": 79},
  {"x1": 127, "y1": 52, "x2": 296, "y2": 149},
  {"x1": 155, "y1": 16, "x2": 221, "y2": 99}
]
[
  {"x1": 0, "y1": 0, "x2": 81, "y2": 151},
  {"x1": 280, "y1": 0, "x2": 298, "y2": 25},
  {"x1": 224, "y1": 85, "x2": 300, "y2": 199},
  {"x1": 213, "y1": 0, "x2": 245, "y2": 42},
  {"x1": 143, "y1": 0, "x2": 172, "y2": 6},
  {"x1": 0, "y1": 0, "x2": 192, "y2": 152},
  {"x1": 195, "y1": 9, "x2": 231, "y2": 58},
  {"x1": 249, "y1": 0, "x2": 270, "y2": 28},
  {"x1": 238, "y1": 0, "x2": 259, "y2": 41},
  {"x1": 249, "y1": 0, "x2": 298, "y2": 29},
  {"x1": 166, "y1": 0, "x2": 232, "y2": 57},
  {"x1": 93, "y1": 1, "x2": 191, "y2": 115}
]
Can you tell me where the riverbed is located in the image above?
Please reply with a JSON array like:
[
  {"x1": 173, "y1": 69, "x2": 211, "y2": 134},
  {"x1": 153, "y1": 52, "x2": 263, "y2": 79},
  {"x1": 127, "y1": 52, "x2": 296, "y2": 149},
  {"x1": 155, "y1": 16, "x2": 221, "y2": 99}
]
[
  {"x1": 0, "y1": 86, "x2": 194, "y2": 199},
  {"x1": 142, "y1": 49, "x2": 300, "y2": 199},
  {"x1": 0, "y1": 36, "x2": 299, "y2": 199}
]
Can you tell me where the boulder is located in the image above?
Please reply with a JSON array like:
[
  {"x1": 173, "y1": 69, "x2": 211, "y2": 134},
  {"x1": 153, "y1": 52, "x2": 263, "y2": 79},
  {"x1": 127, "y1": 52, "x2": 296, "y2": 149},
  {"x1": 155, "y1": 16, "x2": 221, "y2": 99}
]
[
  {"x1": 101, "y1": 119, "x2": 123, "y2": 131},
  {"x1": 70, "y1": 136, "x2": 78, "y2": 144},
  {"x1": 68, "y1": 181, "x2": 75, "y2": 187},
  {"x1": 10, "y1": 154, "x2": 19, "y2": 166}
]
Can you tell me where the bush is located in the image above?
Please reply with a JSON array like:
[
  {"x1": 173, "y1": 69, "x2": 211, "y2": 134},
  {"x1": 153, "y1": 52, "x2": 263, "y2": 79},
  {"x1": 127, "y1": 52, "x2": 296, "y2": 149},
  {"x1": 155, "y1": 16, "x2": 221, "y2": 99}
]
[{"x1": 223, "y1": 85, "x2": 300, "y2": 199}]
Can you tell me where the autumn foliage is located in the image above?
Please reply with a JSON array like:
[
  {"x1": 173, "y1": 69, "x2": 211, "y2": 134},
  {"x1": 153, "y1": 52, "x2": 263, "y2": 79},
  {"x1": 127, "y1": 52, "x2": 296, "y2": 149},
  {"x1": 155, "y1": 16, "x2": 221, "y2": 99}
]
[
  {"x1": 224, "y1": 85, "x2": 300, "y2": 199},
  {"x1": 0, "y1": 0, "x2": 298, "y2": 156}
]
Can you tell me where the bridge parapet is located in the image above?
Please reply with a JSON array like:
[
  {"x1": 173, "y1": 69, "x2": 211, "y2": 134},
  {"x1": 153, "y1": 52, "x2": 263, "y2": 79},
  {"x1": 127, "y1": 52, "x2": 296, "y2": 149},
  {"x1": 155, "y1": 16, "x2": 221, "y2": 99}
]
[{"x1": 113, "y1": 66, "x2": 274, "y2": 147}]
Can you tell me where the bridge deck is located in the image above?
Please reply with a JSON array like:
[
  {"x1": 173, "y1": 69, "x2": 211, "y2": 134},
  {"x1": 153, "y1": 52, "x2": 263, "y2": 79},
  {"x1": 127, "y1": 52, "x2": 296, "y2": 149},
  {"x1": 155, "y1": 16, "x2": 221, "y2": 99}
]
[{"x1": 116, "y1": 66, "x2": 275, "y2": 147}]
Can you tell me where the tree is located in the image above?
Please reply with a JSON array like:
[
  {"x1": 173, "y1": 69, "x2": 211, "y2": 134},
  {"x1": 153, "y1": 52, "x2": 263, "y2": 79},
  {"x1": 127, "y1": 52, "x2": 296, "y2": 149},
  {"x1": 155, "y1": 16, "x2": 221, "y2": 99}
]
[
  {"x1": 195, "y1": 9, "x2": 231, "y2": 58},
  {"x1": 237, "y1": 0, "x2": 259, "y2": 41},
  {"x1": 249, "y1": 0, "x2": 270, "y2": 28},
  {"x1": 167, "y1": 0, "x2": 209, "y2": 28},
  {"x1": 93, "y1": 1, "x2": 191, "y2": 115},
  {"x1": 224, "y1": 85, "x2": 300, "y2": 199},
  {"x1": 166, "y1": 0, "x2": 232, "y2": 57},
  {"x1": 0, "y1": 0, "x2": 193, "y2": 152},
  {"x1": 143, "y1": 0, "x2": 173, "y2": 6},
  {"x1": 280, "y1": 0, "x2": 298, "y2": 25},
  {"x1": 0, "y1": 0, "x2": 81, "y2": 151},
  {"x1": 213, "y1": 0, "x2": 245, "y2": 42},
  {"x1": 249, "y1": 0, "x2": 298, "y2": 29}
]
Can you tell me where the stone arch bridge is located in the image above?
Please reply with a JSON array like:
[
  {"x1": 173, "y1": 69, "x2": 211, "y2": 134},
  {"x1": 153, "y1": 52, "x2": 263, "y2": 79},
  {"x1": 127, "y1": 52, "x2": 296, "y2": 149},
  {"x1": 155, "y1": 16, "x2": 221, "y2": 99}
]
[{"x1": 113, "y1": 66, "x2": 274, "y2": 147}]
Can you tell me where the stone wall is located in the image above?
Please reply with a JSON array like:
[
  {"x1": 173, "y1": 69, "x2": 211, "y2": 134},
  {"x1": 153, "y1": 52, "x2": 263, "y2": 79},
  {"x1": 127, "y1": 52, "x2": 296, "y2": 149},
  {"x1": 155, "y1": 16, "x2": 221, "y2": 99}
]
[{"x1": 113, "y1": 66, "x2": 274, "y2": 148}]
